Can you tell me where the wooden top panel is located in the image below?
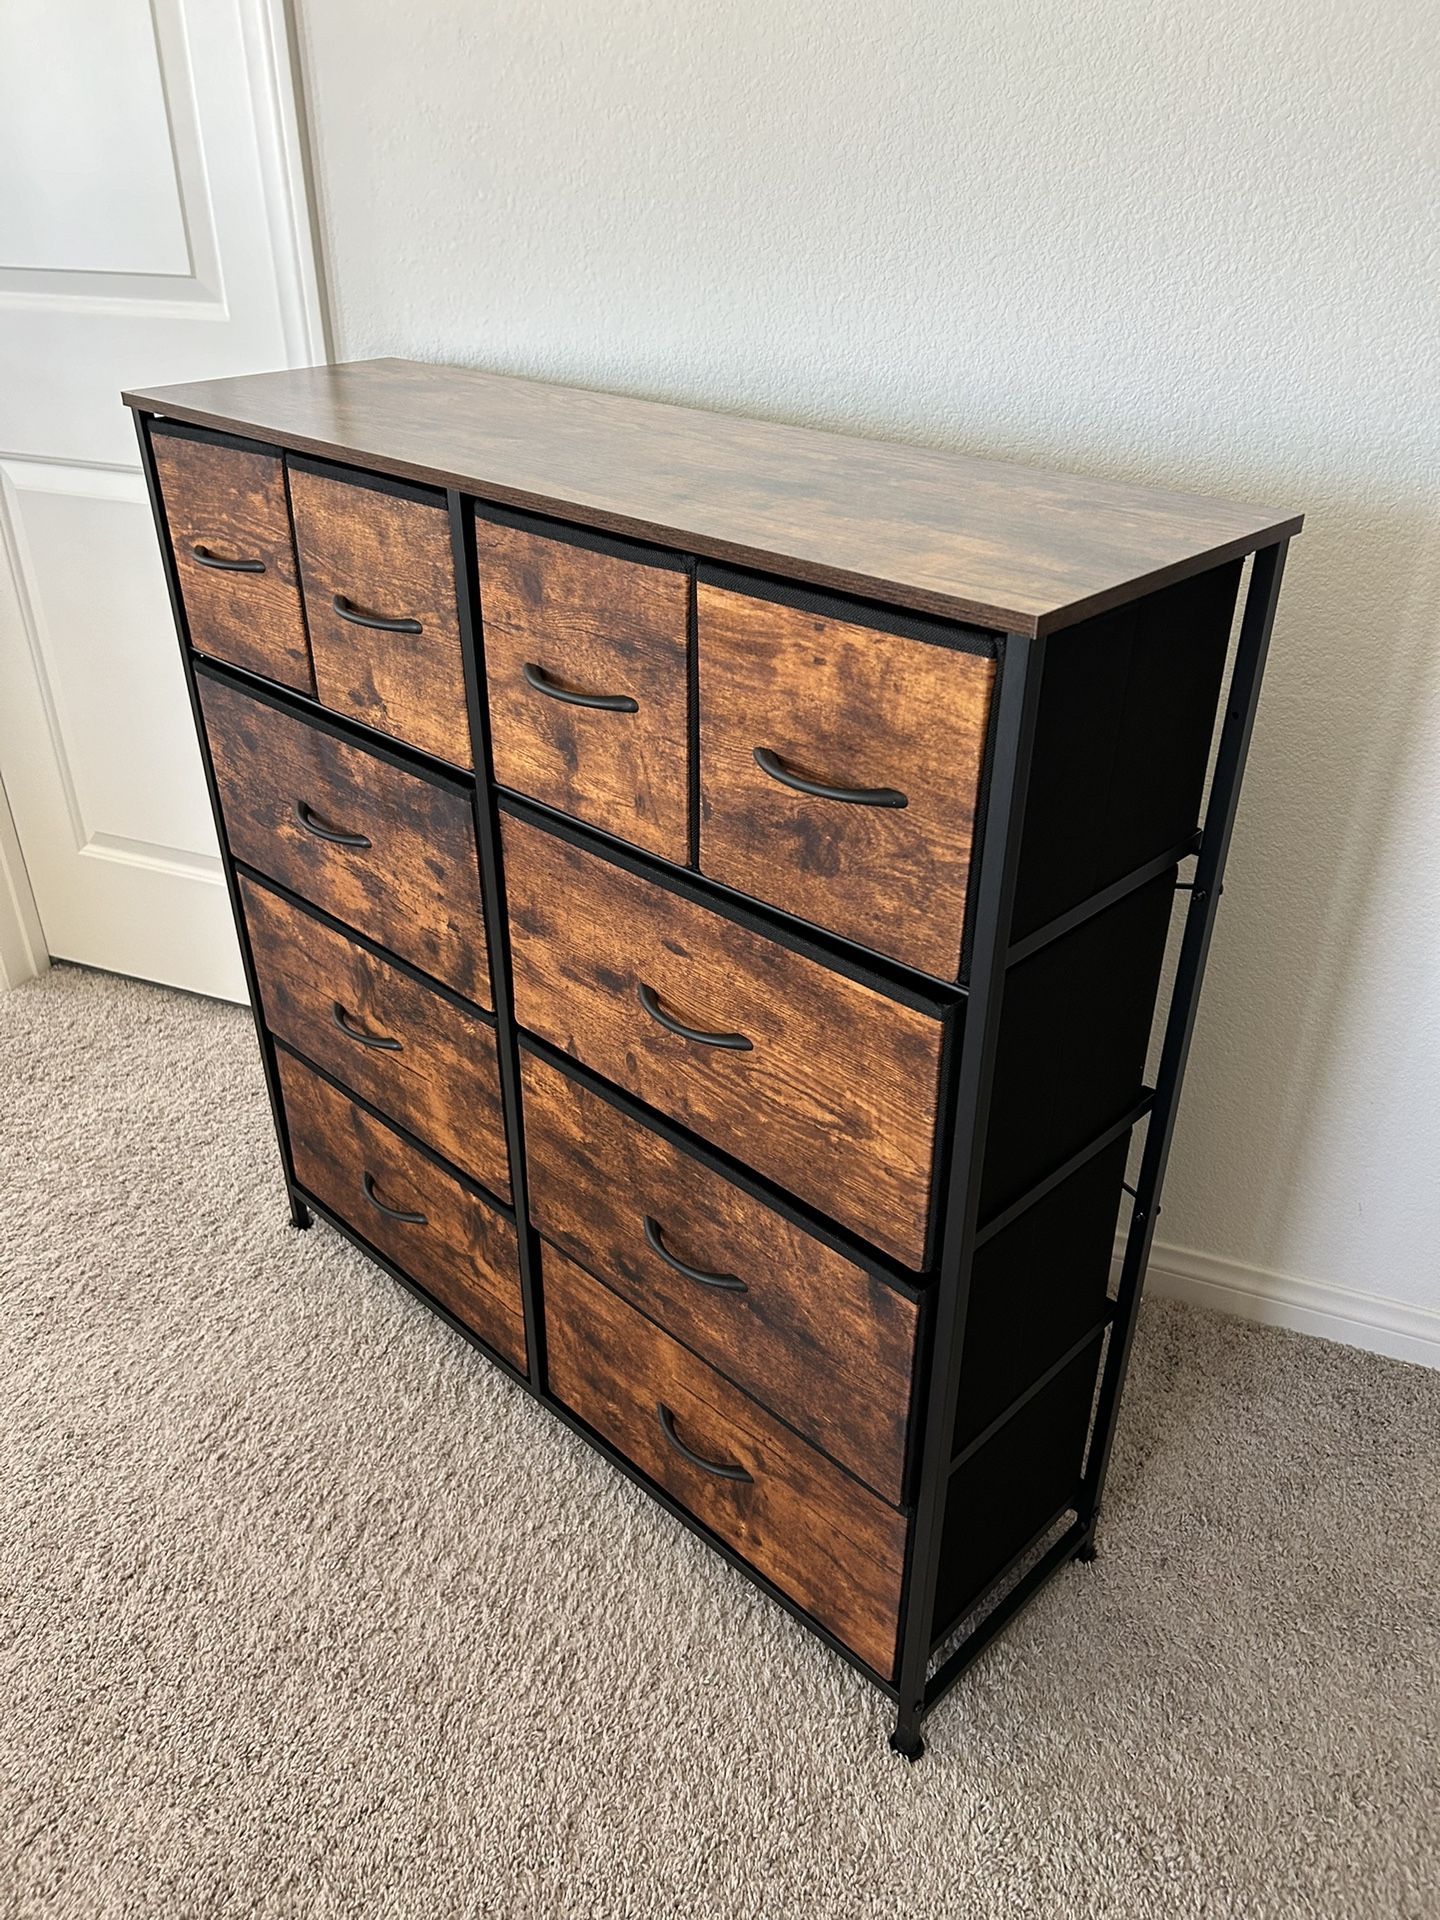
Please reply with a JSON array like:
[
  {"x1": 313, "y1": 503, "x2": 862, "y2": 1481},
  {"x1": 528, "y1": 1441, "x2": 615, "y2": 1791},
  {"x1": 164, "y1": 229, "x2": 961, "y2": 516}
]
[{"x1": 124, "y1": 359, "x2": 1302, "y2": 636}]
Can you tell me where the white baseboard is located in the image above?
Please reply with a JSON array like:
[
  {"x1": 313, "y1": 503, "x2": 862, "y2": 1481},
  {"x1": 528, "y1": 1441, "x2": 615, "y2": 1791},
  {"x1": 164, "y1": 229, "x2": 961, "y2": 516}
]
[{"x1": 1126, "y1": 1238, "x2": 1440, "y2": 1369}]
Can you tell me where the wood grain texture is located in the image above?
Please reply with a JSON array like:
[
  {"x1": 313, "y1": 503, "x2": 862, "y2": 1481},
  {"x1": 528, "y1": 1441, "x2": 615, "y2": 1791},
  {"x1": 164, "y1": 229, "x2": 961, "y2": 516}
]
[
  {"x1": 544, "y1": 1246, "x2": 906, "y2": 1677},
  {"x1": 198, "y1": 675, "x2": 490, "y2": 1006},
  {"x1": 127, "y1": 361, "x2": 1302, "y2": 635},
  {"x1": 288, "y1": 464, "x2": 471, "y2": 767},
  {"x1": 698, "y1": 582, "x2": 997, "y2": 978},
  {"x1": 477, "y1": 516, "x2": 690, "y2": 859},
  {"x1": 502, "y1": 814, "x2": 946, "y2": 1269},
  {"x1": 241, "y1": 875, "x2": 508, "y2": 1197},
  {"x1": 521, "y1": 1053, "x2": 916, "y2": 1500},
  {"x1": 279, "y1": 1050, "x2": 525, "y2": 1370},
  {"x1": 152, "y1": 428, "x2": 312, "y2": 693}
]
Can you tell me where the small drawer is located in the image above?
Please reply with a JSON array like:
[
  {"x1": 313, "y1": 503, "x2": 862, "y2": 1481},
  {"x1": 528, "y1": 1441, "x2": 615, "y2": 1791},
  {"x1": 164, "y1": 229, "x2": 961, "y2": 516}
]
[
  {"x1": 544, "y1": 1246, "x2": 905, "y2": 1678},
  {"x1": 288, "y1": 462, "x2": 471, "y2": 768},
  {"x1": 279, "y1": 1051, "x2": 525, "y2": 1371},
  {"x1": 241, "y1": 874, "x2": 508, "y2": 1200},
  {"x1": 522, "y1": 1053, "x2": 916, "y2": 1501},
  {"x1": 503, "y1": 814, "x2": 945, "y2": 1270},
  {"x1": 477, "y1": 509, "x2": 690, "y2": 861},
  {"x1": 199, "y1": 674, "x2": 490, "y2": 1007},
  {"x1": 152, "y1": 425, "x2": 312, "y2": 695},
  {"x1": 698, "y1": 573, "x2": 997, "y2": 980}
]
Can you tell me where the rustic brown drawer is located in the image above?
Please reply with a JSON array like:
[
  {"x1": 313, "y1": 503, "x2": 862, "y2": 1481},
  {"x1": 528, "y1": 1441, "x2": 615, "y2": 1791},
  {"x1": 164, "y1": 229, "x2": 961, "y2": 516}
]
[
  {"x1": 279, "y1": 1051, "x2": 525, "y2": 1370},
  {"x1": 288, "y1": 462, "x2": 471, "y2": 768},
  {"x1": 503, "y1": 813, "x2": 945, "y2": 1269},
  {"x1": 477, "y1": 510, "x2": 690, "y2": 861},
  {"x1": 152, "y1": 426, "x2": 312, "y2": 695},
  {"x1": 522, "y1": 1053, "x2": 916, "y2": 1501},
  {"x1": 544, "y1": 1246, "x2": 904, "y2": 1677},
  {"x1": 199, "y1": 673, "x2": 491, "y2": 1007},
  {"x1": 697, "y1": 574, "x2": 997, "y2": 979},
  {"x1": 240, "y1": 874, "x2": 508, "y2": 1199}
]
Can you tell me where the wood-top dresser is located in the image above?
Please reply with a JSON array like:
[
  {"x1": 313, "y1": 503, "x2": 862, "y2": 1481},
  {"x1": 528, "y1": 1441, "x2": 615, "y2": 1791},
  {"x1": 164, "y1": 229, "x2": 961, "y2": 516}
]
[{"x1": 123, "y1": 361, "x2": 1299, "y2": 1758}]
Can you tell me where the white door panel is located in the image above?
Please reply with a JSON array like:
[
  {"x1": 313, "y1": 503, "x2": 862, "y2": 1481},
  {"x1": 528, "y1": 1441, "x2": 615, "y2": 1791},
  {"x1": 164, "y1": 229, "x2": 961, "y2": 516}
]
[{"x1": 0, "y1": 0, "x2": 323, "y2": 998}]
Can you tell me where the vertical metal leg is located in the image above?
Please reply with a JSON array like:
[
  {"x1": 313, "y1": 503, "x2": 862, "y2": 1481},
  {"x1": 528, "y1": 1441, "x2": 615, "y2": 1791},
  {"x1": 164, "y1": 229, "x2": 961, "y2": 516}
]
[
  {"x1": 132, "y1": 411, "x2": 310, "y2": 1228},
  {"x1": 289, "y1": 1193, "x2": 313, "y2": 1230},
  {"x1": 889, "y1": 630, "x2": 1048, "y2": 1760},
  {"x1": 447, "y1": 490, "x2": 546, "y2": 1392},
  {"x1": 1079, "y1": 541, "x2": 1289, "y2": 1531}
]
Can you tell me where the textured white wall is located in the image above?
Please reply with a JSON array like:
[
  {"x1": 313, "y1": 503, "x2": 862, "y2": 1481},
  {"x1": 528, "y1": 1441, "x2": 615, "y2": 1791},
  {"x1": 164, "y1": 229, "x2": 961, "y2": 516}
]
[{"x1": 293, "y1": 0, "x2": 1440, "y2": 1353}]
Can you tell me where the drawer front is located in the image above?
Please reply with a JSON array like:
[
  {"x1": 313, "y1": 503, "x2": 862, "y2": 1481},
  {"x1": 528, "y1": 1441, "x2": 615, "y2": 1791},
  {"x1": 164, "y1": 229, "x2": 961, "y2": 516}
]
[
  {"x1": 698, "y1": 579, "x2": 996, "y2": 980},
  {"x1": 289, "y1": 464, "x2": 471, "y2": 768},
  {"x1": 544, "y1": 1246, "x2": 905, "y2": 1678},
  {"x1": 477, "y1": 512, "x2": 690, "y2": 861},
  {"x1": 241, "y1": 875, "x2": 508, "y2": 1199},
  {"x1": 153, "y1": 427, "x2": 312, "y2": 695},
  {"x1": 503, "y1": 815, "x2": 944, "y2": 1269},
  {"x1": 199, "y1": 674, "x2": 490, "y2": 1007},
  {"x1": 280, "y1": 1052, "x2": 525, "y2": 1370},
  {"x1": 522, "y1": 1053, "x2": 915, "y2": 1501}
]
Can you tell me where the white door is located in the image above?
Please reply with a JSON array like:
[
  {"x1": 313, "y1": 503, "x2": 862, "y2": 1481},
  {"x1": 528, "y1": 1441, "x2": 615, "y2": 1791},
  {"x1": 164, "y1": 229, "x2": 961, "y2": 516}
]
[{"x1": 0, "y1": 0, "x2": 324, "y2": 1000}]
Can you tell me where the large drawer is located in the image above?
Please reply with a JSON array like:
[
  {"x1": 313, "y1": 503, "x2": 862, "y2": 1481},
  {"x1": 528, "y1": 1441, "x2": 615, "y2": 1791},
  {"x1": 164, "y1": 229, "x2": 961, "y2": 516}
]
[
  {"x1": 199, "y1": 673, "x2": 490, "y2": 1008},
  {"x1": 152, "y1": 425, "x2": 312, "y2": 695},
  {"x1": 477, "y1": 509, "x2": 691, "y2": 862},
  {"x1": 544, "y1": 1246, "x2": 906, "y2": 1678},
  {"x1": 697, "y1": 573, "x2": 996, "y2": 980},
  {"x1": 241, "y1": 874, "x2": 508, "y2": 1199},
  {"x1": 289, "y1": 461, "x2": 471, "y2": 768},
  {"x1": 502, "y1": 814, "x2": 946, "y2": 1270},
  {"x1": 521, "y1": 1053, "x2": 917, "y2": 1501},
  {"x1": 279, "y1": 1051, "x2": 525, "y2": 1371}
]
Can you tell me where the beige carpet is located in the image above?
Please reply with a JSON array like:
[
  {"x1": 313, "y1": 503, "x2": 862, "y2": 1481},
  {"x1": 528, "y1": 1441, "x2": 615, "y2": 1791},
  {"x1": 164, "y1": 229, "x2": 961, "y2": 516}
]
[{"x1": 1, "y1": 964, "x2": 1436, "y2": 1919}]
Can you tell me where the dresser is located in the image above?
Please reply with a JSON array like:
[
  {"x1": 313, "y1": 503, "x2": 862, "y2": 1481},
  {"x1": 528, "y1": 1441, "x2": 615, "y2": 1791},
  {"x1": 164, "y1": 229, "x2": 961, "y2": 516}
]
[{"x1": 124, "y1": 361, "x2": 1299, "y2": 1758}]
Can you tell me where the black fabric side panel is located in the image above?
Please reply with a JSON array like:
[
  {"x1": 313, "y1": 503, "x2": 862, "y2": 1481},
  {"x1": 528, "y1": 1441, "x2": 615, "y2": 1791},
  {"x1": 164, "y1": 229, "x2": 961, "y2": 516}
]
[
  {"x1": 933, "y1": 1340, "x2": 1101, "y2": 1634},
  {"x1": 981, "y1": 871, "x2": 1175, "y2": 1217},
  {"x1": 1011, "y1": 560, "x2": 1240, "y2": 940},
  {"x1": 954, "y1": 1133, "x2": 1129, "y2": 1452}
]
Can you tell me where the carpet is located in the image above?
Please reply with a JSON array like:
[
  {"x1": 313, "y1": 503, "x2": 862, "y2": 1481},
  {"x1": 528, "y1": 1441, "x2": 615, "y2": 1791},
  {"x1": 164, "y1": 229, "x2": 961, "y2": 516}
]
[{"x1": 2, "y1": 964, "x2": 1435, "y2": 1919}]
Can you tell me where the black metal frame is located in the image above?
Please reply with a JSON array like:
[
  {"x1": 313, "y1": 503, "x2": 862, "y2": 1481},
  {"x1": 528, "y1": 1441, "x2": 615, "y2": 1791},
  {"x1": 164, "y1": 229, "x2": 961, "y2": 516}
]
[
  {"x1": 137, "y1": 394, "x2": 1289, "y2": 1760},
  {"x1": 887, "y1": 540, "x2": 1289, "y2": 1758}
]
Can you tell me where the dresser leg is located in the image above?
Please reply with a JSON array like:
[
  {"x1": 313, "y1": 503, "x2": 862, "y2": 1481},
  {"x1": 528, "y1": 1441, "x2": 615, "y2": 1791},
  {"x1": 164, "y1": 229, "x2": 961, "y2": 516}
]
[
  {"x1": 1074, "y1": 1542, "x2": 1098, "y2": 1564},
  {"x1": 889, "y1": 1713, "x2": 926, "y2": 1763},
  {"x1": 289, "y1": 1193, "x2": 312, "y2": 1231}
]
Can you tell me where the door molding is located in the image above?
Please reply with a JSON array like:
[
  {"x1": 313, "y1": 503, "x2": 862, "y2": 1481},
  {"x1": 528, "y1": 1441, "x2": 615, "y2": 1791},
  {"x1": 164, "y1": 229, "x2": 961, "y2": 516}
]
[
  {"x1": 0, "y1": 770, "x2": 46, "y2": 990},
  {"x1": 246, "y1": 0, "x2": 329, "y2": 365}
]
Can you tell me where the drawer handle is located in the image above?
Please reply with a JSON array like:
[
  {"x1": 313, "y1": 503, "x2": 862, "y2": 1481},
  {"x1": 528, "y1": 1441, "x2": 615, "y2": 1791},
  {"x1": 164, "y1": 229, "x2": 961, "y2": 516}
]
[
  {"x1": 333, "y1": 593, "x2": 423, "y2": 636},
  {"x1": 293, "y1": 800, "x2": 372, "y2": 850},
  {"x1": 643, "y1": 1215, "x2": 747, "y2": 1292},
  {"x1": 522, "y1": 661, "x2": 639, "y2": 713},
  {"x1": 753, "y1": 746, "x2": 908, "y2": 810},
  {"x1": 361, "y1": 1171, "x2": 427, "y2": 1224},
  {"x1": 190, "y1": 543, "x2": 265, "y2": 574},
  {"x1": 331, "y1": 1000, "x2": 402, "y2": 1051},
  {"x1": 656, "y1": 1403, "x2": 752, "y2": 1482},
  {"x1": 636, "y1": 981, "x2": 753, "y2": 1052}
]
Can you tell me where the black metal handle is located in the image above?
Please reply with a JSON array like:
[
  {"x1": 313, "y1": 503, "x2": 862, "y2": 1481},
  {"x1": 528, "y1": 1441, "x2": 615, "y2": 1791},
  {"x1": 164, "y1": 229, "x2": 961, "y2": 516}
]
[
  {"x1": 656, "y1": 1403, "x2": 752, "y2": 1481},
  {"x1": 636, "y1": 982, "x2": 752, "y2": 1052},
  {"x1": 361, "y1": 1171, "x2": 427, "y2": 1225},
  {"x1": 331, "y1": 1001, "x2": 402, "y2": 1052},
  {"x1": 190, "y1": 543, "x2": 265, "y2": 574},
  {"x1": 753, "y1": 746, "x2": 908, "y2": 810},
  {"x1": 522, "y1": 662, "x2": 639, "y2": 713},
  {"x1": 293, "y1": 800, "x2": 372, "y2": 850},
  {"x1": 333, "y1": 593, "x2": 422, "y2": 636},
  {"x1": 642, "y1": 1216, "x2": 747, "y2": 1292}
]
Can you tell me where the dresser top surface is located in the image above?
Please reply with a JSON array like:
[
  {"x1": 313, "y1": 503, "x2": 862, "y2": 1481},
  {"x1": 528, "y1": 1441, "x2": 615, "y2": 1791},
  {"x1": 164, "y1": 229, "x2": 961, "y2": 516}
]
[{"x1": 124, "y1": 358, "x2": 1301, "y2": 636}]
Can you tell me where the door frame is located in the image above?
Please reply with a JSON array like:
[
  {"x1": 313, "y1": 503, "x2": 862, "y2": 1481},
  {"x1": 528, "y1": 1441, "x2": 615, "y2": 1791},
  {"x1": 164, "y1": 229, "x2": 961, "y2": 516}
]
[{"x1": 0, "y1": 0, "x2": 327, "y2": 994}]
